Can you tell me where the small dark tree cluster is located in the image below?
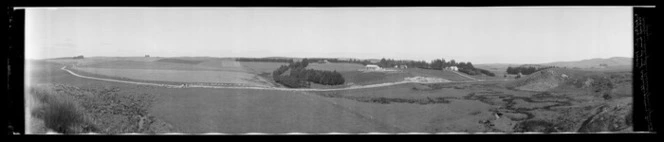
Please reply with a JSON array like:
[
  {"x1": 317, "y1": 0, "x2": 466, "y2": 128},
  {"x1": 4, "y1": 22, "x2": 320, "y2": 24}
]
[
  {"x1": 290, "y1": 68, "x2": 345, "y2": 85},
  {"x1": 506, "y1": 66, "x2": 556, "y2": 75},
  {"x1": 272, "y1": 59, "x2": 345, "y2": 88},
  {"x1": 73, "y1": 55, "x2": 84, "y2": 59},
  {"x1": 459, "y1": 67, "x2": 496, "y2": 77}
]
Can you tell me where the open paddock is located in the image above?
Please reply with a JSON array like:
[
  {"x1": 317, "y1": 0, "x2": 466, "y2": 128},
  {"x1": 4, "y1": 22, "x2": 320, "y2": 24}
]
[
  {"x1": 73, "y1": 67, "x2": 267, "y2": 86},
  {"x1": 307, "y1": 63, "x2": 366, "y2": 72},
  {"x1": 240, "y1": 62, "x2": 289, "y2": 74}
]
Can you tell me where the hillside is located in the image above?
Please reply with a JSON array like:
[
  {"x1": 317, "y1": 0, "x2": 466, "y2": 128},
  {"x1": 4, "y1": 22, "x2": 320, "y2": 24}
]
[
  {"x1": 475, "y1": 57, "x2": 632, "y2": 74},
  {"x1": 505, "y1": 68, "x2": 631, "y2": 94},
  {"x1": 542, "y1": 57, "x2": 631, "y2": 69}
]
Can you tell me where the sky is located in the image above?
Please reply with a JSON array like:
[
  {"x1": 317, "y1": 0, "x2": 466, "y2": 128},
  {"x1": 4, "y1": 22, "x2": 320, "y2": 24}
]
[{"x1": 26, "y1": 7, "x2": 633, "y2": 64}]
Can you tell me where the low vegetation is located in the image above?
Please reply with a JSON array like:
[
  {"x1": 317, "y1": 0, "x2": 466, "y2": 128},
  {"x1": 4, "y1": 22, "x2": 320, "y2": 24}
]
[
  {"x1": 29, "y1": 84, "x2": 176, "y2": 134},
  {"x1": 506, "y1": 65, "x2": 557, "y2": 75}
]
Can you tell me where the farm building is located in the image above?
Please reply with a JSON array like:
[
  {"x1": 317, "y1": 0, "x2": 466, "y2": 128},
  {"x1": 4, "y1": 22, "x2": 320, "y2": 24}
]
[
  {"x1": 145, "y1": 54, "x2": 150, "y2": 57},
  {"x1": 393, "y1": 65, "x2": 408, "y2": 69},
  {"x1": 366, "y1": 64, "x2": 381, "y2": 70},
  {"x1": 445, "y1": 66, "x2": 459, "y2": 71}
]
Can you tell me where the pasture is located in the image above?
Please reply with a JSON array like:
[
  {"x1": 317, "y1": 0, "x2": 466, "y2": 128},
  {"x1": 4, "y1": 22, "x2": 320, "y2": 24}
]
[
  {"x1": 240, "y1": 62, "x2": 289, "y2": 74},
  {"x1": 307, "y1": 63, "x2": 365, "y2": 72},
  {"x1": 144, "y1": 87, "x2": 391, "y2": 133},
  {"x1": 341, "y1": 71, "x2": 410, "y2": 86},
  {"x1": 73, "y1": 67, "x2": 268, "y2": 86},
  {"x1": 60, "y1": 57, "x2": 283, "y2": 87},
  {"x1": 404, "y1": 68, "x2": 475, "y2": 82}
]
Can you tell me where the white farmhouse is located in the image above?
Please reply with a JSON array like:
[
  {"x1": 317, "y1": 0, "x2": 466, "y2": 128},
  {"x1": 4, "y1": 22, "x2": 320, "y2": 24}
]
[
  {"x1": 446, "y1": 66, "x2": 459, "y2": 71},
  {"x1": 366, "y1": 64, "x2": 381, "y2": 70}
]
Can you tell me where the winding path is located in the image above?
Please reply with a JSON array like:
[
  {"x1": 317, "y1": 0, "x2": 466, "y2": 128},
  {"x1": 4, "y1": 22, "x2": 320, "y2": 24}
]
[{"x1": 61, "y1": 66, "x2": 482, "y2": 92}]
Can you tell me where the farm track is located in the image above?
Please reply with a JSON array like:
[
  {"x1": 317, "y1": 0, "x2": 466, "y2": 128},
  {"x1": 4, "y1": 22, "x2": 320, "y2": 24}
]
[{"x1": 62, "y1": 66, "x2": 483, "y2": 92}]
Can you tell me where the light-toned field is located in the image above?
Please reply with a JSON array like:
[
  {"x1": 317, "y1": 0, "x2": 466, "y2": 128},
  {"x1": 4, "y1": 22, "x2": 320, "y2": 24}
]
[
  {"x1": 73, "y1": 67, "x2": 263, "y2": 85},
  {"x1": 80, "y1": 60, "x2": 224, "y2": 71},
  {"x1": 341, "y1": 71, "x2": 410, "y2": 86},
  {"x1": 57, "y1": 58, "x2": 286, "y2": 87},
  {"x1": 404, "y1": 68, "x2": 475, "y2": 81},
  {"x1": 307, "y1": 63, "x2": 365, "y2": 72},
  {"x1": 339, "y1": 68, "x2": 474, "y2": 86},
  {"x1": 240, "y1": 62, "x2": 289, "y2": 74}
]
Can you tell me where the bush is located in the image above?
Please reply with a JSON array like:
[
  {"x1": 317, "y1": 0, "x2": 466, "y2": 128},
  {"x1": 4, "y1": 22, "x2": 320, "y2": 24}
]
[{"x1": 31, "y1": 88, "x2": 87, "y2": 133}]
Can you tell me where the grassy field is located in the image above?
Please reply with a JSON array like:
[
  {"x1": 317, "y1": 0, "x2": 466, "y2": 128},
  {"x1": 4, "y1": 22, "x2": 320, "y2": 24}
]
[
  {"x1": 81, "y1": 59, "x2": 249, "y2": 72},
  {"x1": 143, "y1": 87, "x2": 393, "y2": 133},
  {"x1": 341, "y1": 71, "x2": 410, "y2": 86},
  {"x1": 307, "y1": 63, "x2": 365, "y2": 72},
  {"x1": 27, "y1": 59, "x2": 633, "y2": 133},
  {"x1": 240, "y1": 62, "x2": 289, "y2": 74},
  {"x1": 73, "y1": 67, "x2": 265, "y2": 85},
  {"x1": 80, "y1": 60, "x2": 223, "y2": 71},
  {"x1": 404, "y1": 68, "x2": 475, "y2": 81},
  {"x1": 58, "y1": 58, "x2": 279, "y2": 87}
]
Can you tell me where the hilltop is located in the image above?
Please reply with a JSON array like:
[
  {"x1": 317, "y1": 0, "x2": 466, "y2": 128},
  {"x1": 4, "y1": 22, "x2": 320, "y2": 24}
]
[
  {"x1": 541, "y1": 57, "x2": 632, "y2": 69},
  {"x1": 505, "y1": 67, "x2": 631, "y2": 94},
  {"x1": 475, "y1": 57, "x2": 632, "y2": 75}
]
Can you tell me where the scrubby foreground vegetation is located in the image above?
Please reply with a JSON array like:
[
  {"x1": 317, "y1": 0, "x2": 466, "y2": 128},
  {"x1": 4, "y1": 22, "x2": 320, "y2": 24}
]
[
  {"x1": 28, "y1": 84, "x2": 177, "y2": 134},
  {"x1": 309, "y1": 68, "x2": 633, "y2": 132}
]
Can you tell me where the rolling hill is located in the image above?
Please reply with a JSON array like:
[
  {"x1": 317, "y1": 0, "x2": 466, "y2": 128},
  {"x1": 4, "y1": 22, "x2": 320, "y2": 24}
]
[
  {"x1": 476, "y1": 57, "x2": 632, "y2": 73},
  {"x1": 541, "y1": 57, "x2": 632, "y2": 69}
]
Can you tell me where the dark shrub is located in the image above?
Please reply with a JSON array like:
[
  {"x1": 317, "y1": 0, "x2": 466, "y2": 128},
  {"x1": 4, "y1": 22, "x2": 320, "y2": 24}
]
[{"x1": 31, "y1": 88, "x2": 86, "y2": 133}]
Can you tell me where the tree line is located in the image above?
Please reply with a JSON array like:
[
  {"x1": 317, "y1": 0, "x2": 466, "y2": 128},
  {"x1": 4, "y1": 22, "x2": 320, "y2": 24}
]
[
  {"x1": 272, "y1": 59, "x2": 345, "y2": 88},
  {"x1": 239, "y1": 57, "x2": 496, "y2": 77},
  {"x1": 506, "y1": 66, "x2": 557, "y2": 75},
  {"x1": 236, "y1": 57, "x2": 372, "y2": 65},
  {"x1": 377, "y1": 58, "x2": 495, "y2": 76}
]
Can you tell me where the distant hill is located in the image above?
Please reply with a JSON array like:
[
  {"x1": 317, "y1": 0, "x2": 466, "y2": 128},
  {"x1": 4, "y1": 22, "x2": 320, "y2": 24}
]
[
  {"x1": 505, "y1": 67, "x2": 622, "y2": 92},
  {"x1": 541, "y1": 57, "x2": 632, "y2": 69},
  {"x1": 476, "y1": 57, "x2": 632, "y2": 73}
]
